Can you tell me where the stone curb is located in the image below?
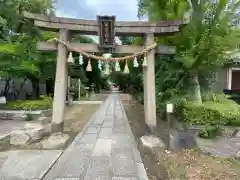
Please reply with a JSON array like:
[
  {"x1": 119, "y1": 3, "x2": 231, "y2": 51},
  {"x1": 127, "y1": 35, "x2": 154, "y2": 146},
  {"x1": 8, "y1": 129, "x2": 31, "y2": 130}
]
[
  {"x1": 73, "y1": 101, "x2": 103, "y2": 104},
  {"x1": 68, "y1": 97, "x2": 109, "y2": 149},
  {"x1": 0, "y1": 109, "x2": 51, "y2": 115},
  {"x1": 119, "y1": 94, "x2": 149, "y2": 180},
  {"x1": 41, "y1": 99, "x2": 109, "y2": 179}
]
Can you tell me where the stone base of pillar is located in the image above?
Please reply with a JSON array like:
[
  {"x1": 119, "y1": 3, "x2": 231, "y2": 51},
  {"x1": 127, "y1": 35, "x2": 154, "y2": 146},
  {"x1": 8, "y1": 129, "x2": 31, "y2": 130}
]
[
  {"x1": 140, "y1": 135, "x2": 165, "y2": 150},
  {"x1": 146, "y1": 125, "x2": 157, "y2": 135},
  {"x1": 41, "y1": 132, "x2": 69, "y2": 149},
  {"x1": 51, "y1": 122, "x2": 64, "y2": 134}
]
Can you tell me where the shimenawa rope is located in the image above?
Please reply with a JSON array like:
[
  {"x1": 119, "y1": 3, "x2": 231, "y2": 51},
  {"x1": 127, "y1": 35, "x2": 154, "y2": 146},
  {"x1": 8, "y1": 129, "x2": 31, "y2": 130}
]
[{"x1": 48, "y1": 38, "x2": 157, "y2": 61}]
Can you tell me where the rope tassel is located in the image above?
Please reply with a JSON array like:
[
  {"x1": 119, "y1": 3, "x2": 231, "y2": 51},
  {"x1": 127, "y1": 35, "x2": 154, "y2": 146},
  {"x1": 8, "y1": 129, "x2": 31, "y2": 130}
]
[
  {"x1": 133, "y1": 57, "x2": 139, "y2": 67},
  {"x1": 67, "y1": 52, "x2": 74, "y2": 63},
  {"x1": 98, "y1": 60, "x2": 102, "y2": 71},
  {"x1": 115, "y1": 61, "x2": 120, "y2": 71},
  {"x1": 79, "y1": 54, "x2": 84, "y2": 65},
  {"x1": 104, "y1": 62, "x2": 110, "y2": 75},
  {"x1": 123, "y1": 60, "x2": 129, "y2": 74},
  {"x1": 86, "y1": 59, "x2": 92, "y2": 72},
  {"x1": 142, "y1": 55, "x2": 147, "y2": 67}
]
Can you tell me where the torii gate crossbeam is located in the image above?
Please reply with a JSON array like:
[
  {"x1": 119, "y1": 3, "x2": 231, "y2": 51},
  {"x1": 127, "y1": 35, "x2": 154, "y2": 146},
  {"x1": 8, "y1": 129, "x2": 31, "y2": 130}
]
[{"x1": 24, "y1": 12, "x2": 183, "y2": 135}]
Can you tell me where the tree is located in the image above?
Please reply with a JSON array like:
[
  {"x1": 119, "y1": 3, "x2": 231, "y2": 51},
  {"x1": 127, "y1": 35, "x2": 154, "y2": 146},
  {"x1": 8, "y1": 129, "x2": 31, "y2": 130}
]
[
  {"x1": 0, "y1": 0, "x2": 107, "y2": 99},
  {"x1": 138, "y1": 0, "x2": 240, "y2": 104},
  {"x1": 0, "y1": 0, "x2": 54, "y2": 99}
]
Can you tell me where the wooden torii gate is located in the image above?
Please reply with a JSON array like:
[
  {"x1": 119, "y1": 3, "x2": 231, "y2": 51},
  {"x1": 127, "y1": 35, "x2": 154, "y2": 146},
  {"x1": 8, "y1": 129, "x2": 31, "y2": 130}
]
[{"x1": 24, "y1": 12, "x2": 183, "y2": 134}]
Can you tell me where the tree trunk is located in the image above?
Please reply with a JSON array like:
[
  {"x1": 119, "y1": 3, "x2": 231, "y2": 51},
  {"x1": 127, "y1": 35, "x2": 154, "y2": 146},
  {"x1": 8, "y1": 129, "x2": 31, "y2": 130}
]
[
  {"x1": 188, "y1": 71, "x2": 202, "y2": 104},
  {"x1": 31, "y1": 78, "x2": 40, "y2": 99},
  {"x1": 3, "y1": 77, "x2": 11, "y2": 100},
  {"x1": 46, "y1": 78, "x2": 54, "y2": 96},
  {"x1": 199, "y1": 71, "x2": 217, "y2": 92},
  {"x1": 15, "y1": 77, "x2": 27, "y2": 100}
]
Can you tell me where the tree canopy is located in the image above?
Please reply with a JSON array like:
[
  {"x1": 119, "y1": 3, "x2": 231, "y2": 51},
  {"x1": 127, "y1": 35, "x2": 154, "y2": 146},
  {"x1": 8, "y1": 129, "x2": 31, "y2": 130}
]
[
  {"x1": 0, "y1": 0, "x2": 106, "y2": 99},
  {"x1": 136, "y1": 0, "x2": 240, "y2": 104}
]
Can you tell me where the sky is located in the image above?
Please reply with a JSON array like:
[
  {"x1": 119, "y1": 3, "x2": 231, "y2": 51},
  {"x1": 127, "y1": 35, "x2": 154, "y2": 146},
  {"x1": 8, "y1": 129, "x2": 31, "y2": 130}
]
[
  {"x1": 55, "y1": 0, "x2": 139, "y2": 20},
  {"x1": 55, "y1": 0, "x2": 139, "y2": 43}
]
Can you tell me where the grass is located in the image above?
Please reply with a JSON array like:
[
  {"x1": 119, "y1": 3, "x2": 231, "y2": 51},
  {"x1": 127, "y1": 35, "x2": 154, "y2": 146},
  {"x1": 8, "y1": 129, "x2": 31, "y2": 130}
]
[{"x1": 78, "y1": 96, "x2": 89, "y2": 101}]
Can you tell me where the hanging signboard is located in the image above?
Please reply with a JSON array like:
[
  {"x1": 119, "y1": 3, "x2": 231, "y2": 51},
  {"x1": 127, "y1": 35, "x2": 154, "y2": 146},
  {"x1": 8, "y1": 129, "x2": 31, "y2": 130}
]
[{"x1": 97, "y1": 15, "x2": 116, "y2": 51}]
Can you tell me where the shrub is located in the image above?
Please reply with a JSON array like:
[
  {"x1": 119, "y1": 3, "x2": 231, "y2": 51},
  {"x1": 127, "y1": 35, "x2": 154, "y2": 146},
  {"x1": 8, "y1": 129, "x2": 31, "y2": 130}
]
[
  {"x1": 180, "y1": 97, "x2": 240, "y2": 138},
  {"x1": 198, "y1": 125, "x2": 222, "y2": 139},
  {"x1": 5, "y1": 96, "x2": 52, "y2": 110},
  {"x1": 202, "y1": 91, "x2": 231, "y2": 103},
  {"x1": 182, "y1": 101, "x2": 240, "y2": 127}
]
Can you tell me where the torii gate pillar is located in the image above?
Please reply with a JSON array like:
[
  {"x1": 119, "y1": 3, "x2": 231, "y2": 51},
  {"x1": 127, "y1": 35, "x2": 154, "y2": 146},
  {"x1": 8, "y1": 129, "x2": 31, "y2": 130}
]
[
  {"x1": 143, "y1": 33, "x2": 157, "y2": 131},
  {"x1": 51, "y1": 29, "x2": 69, "y2": 133}
]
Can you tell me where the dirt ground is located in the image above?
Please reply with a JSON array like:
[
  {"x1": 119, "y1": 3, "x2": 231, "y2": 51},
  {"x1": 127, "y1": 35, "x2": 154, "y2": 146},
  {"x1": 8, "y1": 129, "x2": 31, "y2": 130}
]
[
  {"x1": 123, "y1": 99, "x2": 240, "y2": 180},
  {"x1": 63, "y1": 104, "x2": 100, "y2": 148},
  {"x1": 0, "y1": 103, "x2": 100, "y2": 151}
]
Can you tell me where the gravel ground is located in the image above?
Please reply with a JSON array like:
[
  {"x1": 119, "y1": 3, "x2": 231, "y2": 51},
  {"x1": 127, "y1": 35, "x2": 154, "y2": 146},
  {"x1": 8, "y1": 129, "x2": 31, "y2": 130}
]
[{"x1": 123, "y1": 99, "x2": 240, "y2": 180}]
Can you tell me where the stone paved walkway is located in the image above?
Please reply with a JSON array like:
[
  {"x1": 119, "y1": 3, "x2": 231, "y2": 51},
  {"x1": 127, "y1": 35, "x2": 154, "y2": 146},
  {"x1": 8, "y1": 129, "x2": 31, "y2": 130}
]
[
  {"x1": 197, "y1": 137, "x2": 240, "y2": 158},
  {"x1": 44, "y1": 93, "x2": 148, "y2": 180}
]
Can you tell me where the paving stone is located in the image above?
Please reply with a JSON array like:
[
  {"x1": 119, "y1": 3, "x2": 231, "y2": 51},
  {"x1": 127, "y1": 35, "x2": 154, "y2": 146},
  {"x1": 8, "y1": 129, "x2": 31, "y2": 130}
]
[
  {"x1": 112, "y1": 177, "x2": 138, "y2": 180},
  {"x1": 102, "y1": 120, "x2": 114, "y2": 128},
  {"x1": 115, "y1": 115, "x2": 123, "y2": 119},
  {"x1": 54, "y1": 178, "x2": 80, "y2": 180},
  {"x1": 84, "y1": 156, "x2": 111, "y2": 180},
  {"x1": 0, "y1": 150, "x2": 62, "y2": 180},
  {"x1": 112, "y1": 147, "x2": 134, "y2": 161},
  {"x1": 104, "y1": 116, "x2": 114, "y2": 120},
  {"x1": 77, "y1": 134, "x2": 98, "y2": 144},
  {"x1": 137, "y1": 163, "x2": 148, "y2": 180},
  {"x1": 85, "y1": 126, "x2": 101, "y2": 134},
  {"x1": 93, "y1": 119, "x2": 104, "y2": 125},
  {"x1": 114, "y1": 118, "x2": 125, "y2": 126},
  {"x1": 41, "y1": 133, "x2": 70, "y2": 149},
  {"x1": 112, "y1": 157, "x2": 137, "y2": 177},
  {"x1": 112, "y1": 134, "x2": 133, "y2": 149},
  {"x1": 69, "y1": 142, "x2": 95, "y2": 150},
  {"x1": 115, "y1": 112, "x2": 122, "y2": 116},
  {"x1": 104, "y1": 115, "x2": 113, "y2": 119},
  {"x1": 92, "y1": 113, "x2": 105, "y2": 125},
  {"x1": 0, "y1": 151, "x2": 9, "y2": 169},
  {"x1": 133, "y1": 146, "x2": 142, "y2": 163},
  {"x1": 44, "y1": 149, "x2": 91, "y2": 179},
  {"x1": 85, "y1": 176, "x2": 110, "y2": 180},
  {"x1": 92, "y1": 139, "x2": 113, "y2": 156},
  {"x1": 43, "y1": 94, "x2": 147, "y2": 180},
  {"x1": 99, "y1": 128, "x2": 113, "y2": 138},
  {"x1": 113, "y1": 125, "x2": 127, "y2": 134}
]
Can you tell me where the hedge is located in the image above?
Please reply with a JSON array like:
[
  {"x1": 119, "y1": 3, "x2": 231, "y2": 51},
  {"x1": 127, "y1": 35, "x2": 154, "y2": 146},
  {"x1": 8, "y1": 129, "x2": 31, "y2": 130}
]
[
  {"x1": 182, "y1": 101, "x2": 240, "y2": 127},
  {"x1": 180, "y1": 98, "x2": 240, "y2": 138}
]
